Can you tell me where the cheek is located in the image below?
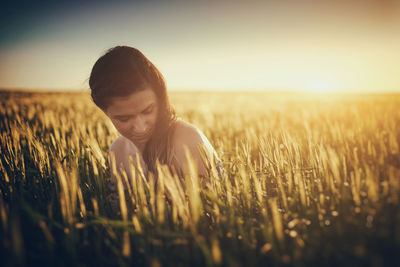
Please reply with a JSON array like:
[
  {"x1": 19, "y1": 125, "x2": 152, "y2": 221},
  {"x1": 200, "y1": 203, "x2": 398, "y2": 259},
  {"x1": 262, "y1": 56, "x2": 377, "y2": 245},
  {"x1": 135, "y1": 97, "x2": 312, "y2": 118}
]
[
  {"x1": 151, "y1": 113, "x2": 158, "y2": 124},
  {"x1": 152, "y1": 107, "x2": 160, "y2": 123},
  {"x1": 111, "y1": 120, "x2": 129, "y2": 134},
  {"x1": 149, "y1": 112, "x2": 158, "y2": 126}
]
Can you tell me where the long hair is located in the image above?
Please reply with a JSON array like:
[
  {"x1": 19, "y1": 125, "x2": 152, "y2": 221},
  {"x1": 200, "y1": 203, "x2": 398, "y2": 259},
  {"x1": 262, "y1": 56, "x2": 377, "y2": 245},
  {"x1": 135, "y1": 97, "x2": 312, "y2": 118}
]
[{"x1": 89, "y1": 46, "x2": 177, "y2": 173}]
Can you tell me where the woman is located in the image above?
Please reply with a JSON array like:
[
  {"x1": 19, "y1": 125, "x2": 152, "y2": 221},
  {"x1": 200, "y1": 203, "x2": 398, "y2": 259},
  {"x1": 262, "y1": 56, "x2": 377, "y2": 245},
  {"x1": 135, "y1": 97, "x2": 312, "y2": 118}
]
[{"x1": 89, "y1": 46, "x2": 223, "y2": 192}]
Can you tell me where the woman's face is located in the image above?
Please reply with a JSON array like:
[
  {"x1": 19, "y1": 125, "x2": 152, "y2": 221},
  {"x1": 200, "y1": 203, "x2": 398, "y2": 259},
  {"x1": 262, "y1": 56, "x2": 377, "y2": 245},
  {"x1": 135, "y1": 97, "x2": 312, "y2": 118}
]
[{"x1": 106, "y1": 88, "x2": 159, "y2": 147}]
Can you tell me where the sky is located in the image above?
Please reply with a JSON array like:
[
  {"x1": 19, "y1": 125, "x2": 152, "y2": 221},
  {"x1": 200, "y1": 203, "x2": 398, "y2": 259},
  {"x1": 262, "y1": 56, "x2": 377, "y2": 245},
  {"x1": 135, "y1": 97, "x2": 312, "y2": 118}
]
[{"x1": 0, "y1": 0, "x2": 399, "y2": 92}]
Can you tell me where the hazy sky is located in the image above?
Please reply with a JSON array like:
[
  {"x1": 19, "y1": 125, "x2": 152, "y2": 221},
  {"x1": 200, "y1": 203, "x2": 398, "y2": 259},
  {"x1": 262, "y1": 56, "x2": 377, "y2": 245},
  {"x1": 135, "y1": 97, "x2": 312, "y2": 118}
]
[{"x1": 1, "y1": 0, "x2": 399, "y2": 92}]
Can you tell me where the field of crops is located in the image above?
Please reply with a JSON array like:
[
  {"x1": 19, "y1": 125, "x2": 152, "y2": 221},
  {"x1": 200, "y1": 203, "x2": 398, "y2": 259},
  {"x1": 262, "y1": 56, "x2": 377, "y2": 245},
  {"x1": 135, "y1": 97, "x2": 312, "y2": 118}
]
[{"x1": 0, "y1": 90, "x2": 399, "y2": 266}]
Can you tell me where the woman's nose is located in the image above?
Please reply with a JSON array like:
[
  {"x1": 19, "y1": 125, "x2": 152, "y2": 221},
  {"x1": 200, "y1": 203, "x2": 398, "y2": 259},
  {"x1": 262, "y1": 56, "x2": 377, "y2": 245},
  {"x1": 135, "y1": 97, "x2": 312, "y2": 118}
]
[{"x1": 132, "y1": 116, "x2": 147, "y2": 133}]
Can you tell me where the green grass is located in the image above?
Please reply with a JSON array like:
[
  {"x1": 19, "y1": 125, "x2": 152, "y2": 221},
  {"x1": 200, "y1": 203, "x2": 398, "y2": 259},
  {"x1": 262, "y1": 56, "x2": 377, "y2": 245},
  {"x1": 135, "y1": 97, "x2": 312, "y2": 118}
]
[{"x1": 0, "y1": 90, "x2": 399, "y2": 266}]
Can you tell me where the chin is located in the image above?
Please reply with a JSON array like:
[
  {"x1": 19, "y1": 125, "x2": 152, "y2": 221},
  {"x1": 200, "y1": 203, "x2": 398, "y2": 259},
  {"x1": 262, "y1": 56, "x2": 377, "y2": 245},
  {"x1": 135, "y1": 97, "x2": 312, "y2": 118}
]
[
  {"x1": 130, "y1": 136, "x2": 150, "y2": 144},
  {"x1": 134, "y1": 139, "x2": 148, "y2": 144}
]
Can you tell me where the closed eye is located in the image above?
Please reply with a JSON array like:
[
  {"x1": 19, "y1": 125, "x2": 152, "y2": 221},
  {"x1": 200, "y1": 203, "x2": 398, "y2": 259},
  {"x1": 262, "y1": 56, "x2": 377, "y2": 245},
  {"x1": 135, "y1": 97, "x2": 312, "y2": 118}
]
[
  {"x1": 117, "y1": 117, "x2": 130, "y2": 122},
  {"x1": 142, "y1": 105, "x2": 154, "y2": 114},
  {"x1": 114, "y1": 104, "x2": 154, "y2": 121}
]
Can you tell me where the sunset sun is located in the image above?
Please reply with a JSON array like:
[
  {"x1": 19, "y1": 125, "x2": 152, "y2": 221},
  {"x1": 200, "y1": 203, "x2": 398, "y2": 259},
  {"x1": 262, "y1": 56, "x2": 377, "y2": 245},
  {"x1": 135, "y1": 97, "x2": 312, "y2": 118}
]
[
  {"x1": 307, "y1": 78, "x2": 341, "y2": 93},
  {"x1": 1, "y1": 0, "x2": 399, "y2": 265}
]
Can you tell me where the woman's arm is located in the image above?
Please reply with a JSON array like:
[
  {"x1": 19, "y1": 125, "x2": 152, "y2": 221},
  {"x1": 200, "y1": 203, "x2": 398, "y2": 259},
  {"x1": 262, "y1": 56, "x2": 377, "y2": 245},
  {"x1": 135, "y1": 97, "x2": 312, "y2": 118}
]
[
  {"x1": 107, "y1": 136, "x2": 147, "y2": 213},
  {"x1": 109, "y1": 136, "x2": 147, "y2": 181}
]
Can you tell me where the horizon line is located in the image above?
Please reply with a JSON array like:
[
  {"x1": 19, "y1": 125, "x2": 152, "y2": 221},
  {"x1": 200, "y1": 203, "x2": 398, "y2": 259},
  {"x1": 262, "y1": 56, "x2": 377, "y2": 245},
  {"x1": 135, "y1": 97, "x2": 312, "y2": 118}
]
[{"x1": 1, "y1": 87, "x2": 400, "y2": 96}]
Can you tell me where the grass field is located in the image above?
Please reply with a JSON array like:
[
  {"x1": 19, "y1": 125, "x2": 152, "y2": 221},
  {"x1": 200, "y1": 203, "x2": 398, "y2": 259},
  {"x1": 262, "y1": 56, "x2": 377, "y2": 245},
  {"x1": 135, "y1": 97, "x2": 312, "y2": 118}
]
[{"x1": 0, "y1": 90, "x2": 399, "y2": 266}]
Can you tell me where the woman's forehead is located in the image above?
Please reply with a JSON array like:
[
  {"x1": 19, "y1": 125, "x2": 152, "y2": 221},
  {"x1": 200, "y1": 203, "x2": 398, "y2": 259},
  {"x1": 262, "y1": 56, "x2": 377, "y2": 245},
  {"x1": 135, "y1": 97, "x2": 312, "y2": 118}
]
[{"x1": 107, "y1": 89, "x2": 157, "y2": 115}]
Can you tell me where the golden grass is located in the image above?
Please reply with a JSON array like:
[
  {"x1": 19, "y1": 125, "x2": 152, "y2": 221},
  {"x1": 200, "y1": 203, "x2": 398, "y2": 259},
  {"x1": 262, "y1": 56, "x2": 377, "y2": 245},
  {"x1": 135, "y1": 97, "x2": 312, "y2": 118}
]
[{"x1": 0, "y1": 90, "x2": 399, "y2": 265}]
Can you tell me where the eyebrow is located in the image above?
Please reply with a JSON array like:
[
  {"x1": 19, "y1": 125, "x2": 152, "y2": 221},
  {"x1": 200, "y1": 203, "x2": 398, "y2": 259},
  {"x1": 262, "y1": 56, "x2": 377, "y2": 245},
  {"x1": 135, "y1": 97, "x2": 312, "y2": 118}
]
[{"x1": 113, "y1": 103, "x2": 155, "y2": 118}]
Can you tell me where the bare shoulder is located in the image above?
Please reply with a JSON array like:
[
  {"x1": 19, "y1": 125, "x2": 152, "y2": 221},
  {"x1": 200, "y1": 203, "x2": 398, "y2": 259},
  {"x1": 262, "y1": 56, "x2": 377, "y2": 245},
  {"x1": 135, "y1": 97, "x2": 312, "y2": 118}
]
[
  {"x1": 110, "y1": 135, "x2": 127, "y2": 152},
  {"x1": 172, "y1": 119, "x2": 215, "y2": 151},
  {"x1": 109, "y1": 136, "x2": 131, "y2": 165},
  {"x1": 109, "y1": 135, "x2": 132, "y2": 157},
  {"x1": 173, "y1": 119, "x2": 203, "y2": 144},
  {"x1": 171, "y1": 119, "x2": 216, "y2": 174},
  {"x1": 110, "y1": 136, "x2": 138, "y2": 153},
  {"x1": 109, "y1": 135, "x2": 141, "y2": 165},
  {"x1": 109, "y1": 135, "x2": 147, "y2": 176}
]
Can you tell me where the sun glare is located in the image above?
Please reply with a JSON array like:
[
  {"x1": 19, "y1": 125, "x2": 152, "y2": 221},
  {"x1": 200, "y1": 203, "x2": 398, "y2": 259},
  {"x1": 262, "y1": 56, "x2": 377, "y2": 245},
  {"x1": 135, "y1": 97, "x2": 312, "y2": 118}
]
[{"x1": 307, "y1": 78, "x2": 340, "y2": 93}]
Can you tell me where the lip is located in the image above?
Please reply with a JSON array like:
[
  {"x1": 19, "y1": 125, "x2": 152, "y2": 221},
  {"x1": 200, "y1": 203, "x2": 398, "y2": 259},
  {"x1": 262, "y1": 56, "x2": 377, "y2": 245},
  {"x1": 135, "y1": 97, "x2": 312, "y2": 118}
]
[
  {"x1": 132, "y1": 135, "x2": 149, "y2": 143},
  {"x1": 130, "y1": 129, "x2": 153, "y2": 142}
]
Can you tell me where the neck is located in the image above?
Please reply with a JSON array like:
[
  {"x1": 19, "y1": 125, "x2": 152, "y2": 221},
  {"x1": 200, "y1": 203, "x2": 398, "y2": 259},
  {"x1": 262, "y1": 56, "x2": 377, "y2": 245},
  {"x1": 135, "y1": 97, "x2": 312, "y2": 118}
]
[{"x1": 136, "y1": 143, "x2": 146, "y2": 154}]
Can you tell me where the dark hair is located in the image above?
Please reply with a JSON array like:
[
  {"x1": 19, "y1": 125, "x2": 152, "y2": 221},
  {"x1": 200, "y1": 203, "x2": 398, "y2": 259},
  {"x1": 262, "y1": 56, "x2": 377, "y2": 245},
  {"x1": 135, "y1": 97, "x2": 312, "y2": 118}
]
[{"x1": 89, "y1": 46, "x2": 177, "y2": 173}]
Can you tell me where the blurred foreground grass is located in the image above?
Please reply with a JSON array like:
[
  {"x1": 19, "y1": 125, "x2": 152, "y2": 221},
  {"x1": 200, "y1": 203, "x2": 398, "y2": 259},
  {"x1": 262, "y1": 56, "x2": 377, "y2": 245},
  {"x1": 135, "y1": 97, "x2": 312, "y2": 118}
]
[{"x1": 0, "y1": 90, "x2": 399, "y2": 266}]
